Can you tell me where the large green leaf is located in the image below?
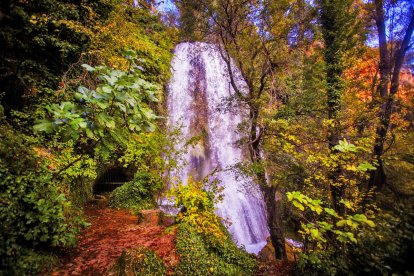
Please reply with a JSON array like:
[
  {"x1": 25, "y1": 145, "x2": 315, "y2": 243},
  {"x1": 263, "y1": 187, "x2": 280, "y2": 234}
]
[{"x1": 33, "y1": 119, "x2": 55, "y2": 133}]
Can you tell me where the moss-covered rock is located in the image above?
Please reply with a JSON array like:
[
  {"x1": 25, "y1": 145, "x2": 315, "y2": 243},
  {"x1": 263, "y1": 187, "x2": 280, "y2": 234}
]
[
  {"x1": 107, "y1": 246, "x2": 166, "y2": 276},
  {"x1": 174, "y1": 223, "x2": 257, "y2": 276},
  {"x1": 109, "y1": 172, "x2": 160, "y2": 210}
]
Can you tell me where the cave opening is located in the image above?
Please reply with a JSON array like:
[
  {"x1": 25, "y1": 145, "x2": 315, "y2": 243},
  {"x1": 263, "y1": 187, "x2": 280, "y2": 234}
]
[{"x1": 93, "y1": 167, "x2": 130, "y2": 195}]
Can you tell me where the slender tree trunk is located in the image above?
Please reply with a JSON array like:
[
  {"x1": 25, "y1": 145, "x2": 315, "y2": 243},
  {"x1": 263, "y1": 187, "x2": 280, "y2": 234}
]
[
  {"x1": 369, "y1": 0, "x2": 414, "y2": 190},
  {"x1": 248, "y1": 108, "x2": 287, "y2": 259},
  {"x1": 220, "y1": 44, "x2": 287, "y2": 260},
  {"x1": 326, "y1": 57, "x2": 344, "y2": 214}
]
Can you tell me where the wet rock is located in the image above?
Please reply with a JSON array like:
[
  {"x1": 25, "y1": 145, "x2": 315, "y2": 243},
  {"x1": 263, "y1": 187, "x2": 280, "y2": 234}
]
[
  {"x1": 89, "y1": 194, "x2": 108, "y2": 208},
  {"x1": 137, "y1": 209, "x2": 161, "y2": 225},
  {"x1": 258, "y1": 237, "x2": 276, "y2": 262},
  {"x1": 258, "y1": 237, "x2": 302, "y2": 262},
  {"x1": 158, "y1": 212, "x2": 176, "y2": 227}
]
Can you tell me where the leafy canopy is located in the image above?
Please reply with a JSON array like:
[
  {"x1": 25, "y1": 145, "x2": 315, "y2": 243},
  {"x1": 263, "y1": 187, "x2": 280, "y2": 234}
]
[{"x1": 34, "y1": 51, "x2": 160, "y2": 148}]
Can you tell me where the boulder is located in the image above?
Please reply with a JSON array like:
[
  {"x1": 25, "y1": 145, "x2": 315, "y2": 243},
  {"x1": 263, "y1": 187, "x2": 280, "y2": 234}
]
[
  {"x1": 89, "y1": 194, "x2": 108, "y2": 208},
  {"x1": 258, "y1": 237, "x2": 302, "y2": 262},
  {"x1": 258, "y1": 237, "x2": 276, "y2": 262},
  {"x1": 158, "y1": 212, "x2": 176, "y2": 227},
  {"x1": 137, "y1": 209, "x2": 161, "y2": 225}
]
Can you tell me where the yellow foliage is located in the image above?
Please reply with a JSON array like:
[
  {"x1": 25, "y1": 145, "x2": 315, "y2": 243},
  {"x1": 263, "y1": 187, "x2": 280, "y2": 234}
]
[{"x1": 169, "y1": 177, "x2": 227, "y2": 245}]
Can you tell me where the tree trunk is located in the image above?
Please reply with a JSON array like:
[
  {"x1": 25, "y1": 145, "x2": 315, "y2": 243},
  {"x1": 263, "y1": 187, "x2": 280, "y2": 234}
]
[
  {"x1": 249, "y1": 108, "x2": 287, "y2": 260},
  {"x1": 319, "y1": 0, "x2": 347, "y2": 214},
  {"x1": 263, "y1": 186, "x2": 286, "y2": 259},
  {"x1": 369, "y1": 0, "x2": 414, "y2": 190},
  {"x1": 220, "y1": 44, "x2": 287, "y2": 260}
]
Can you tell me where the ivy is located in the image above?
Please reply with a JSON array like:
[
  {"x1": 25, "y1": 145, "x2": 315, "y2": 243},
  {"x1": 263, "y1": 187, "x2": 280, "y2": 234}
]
[{"x1": 0, "y1": 124, "x2": 86, "y2": 274}]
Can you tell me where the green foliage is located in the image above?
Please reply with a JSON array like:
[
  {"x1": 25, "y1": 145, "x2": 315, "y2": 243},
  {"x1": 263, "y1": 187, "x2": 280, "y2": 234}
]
[
  {"x1": 109, "y1": 246, "x2": 166, "y2": 276},
  {"x1": 318, "y1": 0, "x2": 365, "y2": 116},
  {"x1": 0, "y1": 0, "x2": 115, "y2": 110},
  {"x1": 119, "y1": 129, "x2": 183, "y2": 184},
  {"x1": 85, "y1": 3, "x2": 176, "y2": 85},
  {"x1": 176, "y1": 0, "x2": 210, "y2": 41},
  {"x1": 0, "y1": 124, "x2": 85, "y2": 275},
  {"x1": 296, "y1": 203, "x2": 414, "y2": 275},
  {"x1": 175, "y1": 223, "x2": 257, "y2": 276},
  {"x1": 110, "y1": 128, "x2": 187, "y2": 211},
  {"x1": 0, "y1": 1, "x2": 176, "y2": 274},
  {"x1": 170, "y1": 177, "x2": 256, "y2": 275},
  {"x1": 109, "y1": 172, "x2": 161, "y2": 210},
  {"x1": 333, "y1": 138, "x2": 358, "y2": 153},
  {"x1": 278, "y1": 137, "x2": 381, "y2": 273},
  {"x1": 287, "y1": 191, "x2": 375, "y2": 246},
  {"x1": 34, "y1": 55, "x2": 160, "y2": 145}
]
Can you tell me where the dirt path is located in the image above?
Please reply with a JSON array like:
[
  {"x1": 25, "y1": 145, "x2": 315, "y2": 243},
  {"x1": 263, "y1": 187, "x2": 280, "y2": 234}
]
[{"x1": 52, "y1": 206, "x2": 177, "y2": 275}]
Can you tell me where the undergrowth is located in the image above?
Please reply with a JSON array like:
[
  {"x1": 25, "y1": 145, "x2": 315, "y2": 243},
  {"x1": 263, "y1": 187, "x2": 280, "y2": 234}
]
[
  {"x1": 175, "y1": 223, "x2": 257, "y2": 276},
  {"x1": 171, "y1": 178, "x2": 257, "y2": 276},
  {"x1": 108, "y1": 246, "x2": 166, "y2": 276},
  {"x1": 0, "y1": 124, "x2": 85, "y2": 275},
  {"x1": 109, "y1": 172, "x2": 161, "y2": 210}
]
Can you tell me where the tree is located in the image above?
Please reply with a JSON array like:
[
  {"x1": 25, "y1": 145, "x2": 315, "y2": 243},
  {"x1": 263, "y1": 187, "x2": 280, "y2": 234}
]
[
  {"x1": 34, "y1": 52, "x2": 160, "y2": 177},
  {"x1": 0, "y1": 0, "x2": 114, "y2": 112},
  {"x1": 175, "y1": 0, "x2": 211, "y2": 41},
  {"x1": 189, "y1": 0, "x2": 316, "y2": 259},
  {"x1": 369, "y1": 0, "x2": 414, "y2": 192},
  {"x1": 318, "y1": 0, "x2": 365, "y2": 213}
]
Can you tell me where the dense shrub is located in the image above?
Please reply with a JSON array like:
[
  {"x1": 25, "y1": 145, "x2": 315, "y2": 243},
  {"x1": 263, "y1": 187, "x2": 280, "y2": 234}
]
[
  {"x1": 296, "y1": 203, "x2": 414, "y2": 275},
  {"x1": 109, "y1": 172, "x2": 162, "y2": 210},
  {"x1": 171, "y1": 178, "x2": 226, "y2": 244},
  {"x1": 0, "y1": 124, "x2": 84, "y2": 274},
  {"x1": 171, "y1": 178, "x2": 257, "y2": 276},
  {"x1": 175, "y1": 223, "x2": 257, "y2": 276}
]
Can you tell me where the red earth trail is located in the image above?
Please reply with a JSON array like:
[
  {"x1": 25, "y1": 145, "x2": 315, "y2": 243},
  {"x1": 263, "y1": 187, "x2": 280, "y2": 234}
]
[{"x1": 52, "y1": 206, "x2": 178, "y2": 275}]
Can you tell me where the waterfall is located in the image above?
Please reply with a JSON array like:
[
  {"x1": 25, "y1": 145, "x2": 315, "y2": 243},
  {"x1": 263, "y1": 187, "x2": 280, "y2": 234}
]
[{"x1": 167, "y1": 42, "x2": 269, "y2": 254}]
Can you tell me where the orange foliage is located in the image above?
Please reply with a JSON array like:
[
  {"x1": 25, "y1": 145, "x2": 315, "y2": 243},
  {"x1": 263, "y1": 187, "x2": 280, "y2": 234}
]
[{"x1": 345, "y1": 47, "x2": 414, "y2": 104}]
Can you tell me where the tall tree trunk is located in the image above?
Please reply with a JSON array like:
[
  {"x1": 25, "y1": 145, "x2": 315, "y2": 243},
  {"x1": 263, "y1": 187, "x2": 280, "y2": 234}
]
[
  {"x1": 249, "y1": 108, "x2": 287, "y2": 259},
  {"x1": 319, "y1": 0, "x2": 347, "y2": 214},
  {"x1": 369, "y1": 0, "x2": 414, "y2": 190},
  {"x1": 220, "y1": 44, "x2": 287, "y2": 260},
  {"x1": 326, "y1": 56, "x2": 344, "y2": 214}
]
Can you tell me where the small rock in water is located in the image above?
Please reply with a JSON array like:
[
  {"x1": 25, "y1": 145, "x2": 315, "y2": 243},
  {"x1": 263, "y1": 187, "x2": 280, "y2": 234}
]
[
  {"x1": 258, "y1": 238, "x2": 276, "y2": 262},
  {"x1": 286, "y1": 238, "x2": 303, "y2": 248}
]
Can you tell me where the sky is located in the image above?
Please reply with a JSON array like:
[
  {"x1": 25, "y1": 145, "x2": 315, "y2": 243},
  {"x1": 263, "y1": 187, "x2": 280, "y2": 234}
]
[{"x1": 155, "y1": 0, "x2": 178, "y2": 13}]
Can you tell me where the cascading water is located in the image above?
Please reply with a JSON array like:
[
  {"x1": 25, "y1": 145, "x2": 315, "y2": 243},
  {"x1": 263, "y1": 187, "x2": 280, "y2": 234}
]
[{"x1": 167, "y1": 42, "x2": 269, "y2": 254}]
